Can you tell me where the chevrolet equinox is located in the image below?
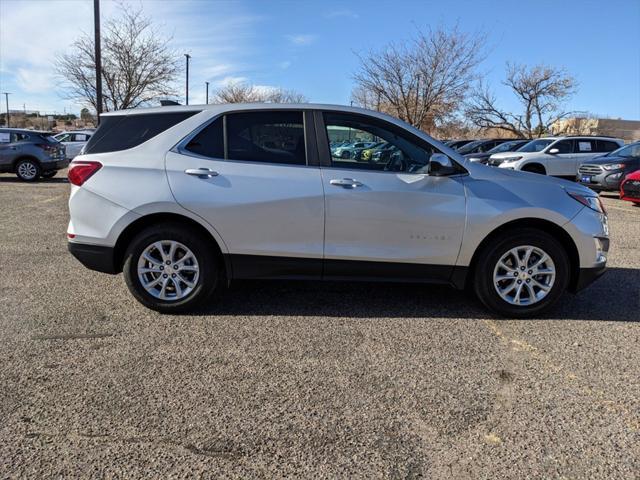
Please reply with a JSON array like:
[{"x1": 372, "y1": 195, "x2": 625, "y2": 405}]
[{"x1": 67, "y1": 104, "x2": 609, "y2": 317}]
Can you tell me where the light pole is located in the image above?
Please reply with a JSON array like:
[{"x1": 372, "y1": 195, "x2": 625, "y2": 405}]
[
  {"x1": 94, "y1": 0, "x2": 103, "y2": 124},
  {"x1": 184, "y1": 54, "x2": 191, "y2": 105},
  {"x1": 2, "y1": 92, "x2": 10, "y2": 128},
  {"x1": 205, "y1": 81, "x2": 209, "y2": 104}
]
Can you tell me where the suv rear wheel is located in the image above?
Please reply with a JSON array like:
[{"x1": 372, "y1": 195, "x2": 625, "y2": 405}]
[
  {"x1": 15, "y1": 158, "x2": 41, "y2": 181},
  {"x1": 123, "y1": 224, "x2": 221, "y2": 313},
  {"x1": 473, "y1": 229, "x2": 569, "y2": 317}
]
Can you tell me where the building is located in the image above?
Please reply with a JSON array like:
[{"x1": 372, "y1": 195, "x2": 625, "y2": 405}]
[{"x1": 551, "y1": 117, "x2": 640, "y2": 142}]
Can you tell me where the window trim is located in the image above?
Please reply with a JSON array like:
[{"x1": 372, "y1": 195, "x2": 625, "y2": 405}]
[
  {"x1": 175, "y1": 108, "x2": 317, "y2": 168},
  {"x1": 314, "y1": 110, "x2": 467, "y2": 176}
]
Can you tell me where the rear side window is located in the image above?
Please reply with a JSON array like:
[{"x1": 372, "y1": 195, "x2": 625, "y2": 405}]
[
  {"x1": 596, "y1": 140, "x2": 620, "y2": 152},
  {"x1": 576, "y1": 139, "x2": 596, "y2": 152},
  {"x1": 226, "y1": 111, "x2": 306, "y2": 165},
  {"x1": 84, "y1": 111, "x2": 199, "y2": 154}
]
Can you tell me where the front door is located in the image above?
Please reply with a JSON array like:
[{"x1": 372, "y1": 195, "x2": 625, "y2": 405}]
[
  {"x1": 166, "y1": 110, "x2": 325, "y2": 278},
  {"x1": 317, "y1": 111, "x2": 467, "y2": 282},
  {"x1": 545, "y1": 139, "x2": 577, "y2": 177}
]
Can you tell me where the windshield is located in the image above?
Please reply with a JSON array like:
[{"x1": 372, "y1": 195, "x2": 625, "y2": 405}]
[
  {"x1": 457, "y1": 140, "x2": 484, "y2": 154},
  {"x1": 487, "y1": 140, "x2": 522, "y2": 154},
  {"x1": 517, "y1": 139, "x2": 554, "y2": 152},
  {"x1": 608, "y1": 143, "x2": 640, "y2": 158}
]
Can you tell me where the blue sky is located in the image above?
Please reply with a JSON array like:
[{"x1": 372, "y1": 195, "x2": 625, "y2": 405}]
[{"x1": 1, "y1": 0, "x2": 639, "y2": 119}]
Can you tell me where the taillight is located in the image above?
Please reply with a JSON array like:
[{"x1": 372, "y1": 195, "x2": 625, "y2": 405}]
[
  {"x1": 35, "y1": 143, "x2": 55, "y2": 151},
  {"x1": 68, "y1": 161, "x2": 102, "y2": 186}
]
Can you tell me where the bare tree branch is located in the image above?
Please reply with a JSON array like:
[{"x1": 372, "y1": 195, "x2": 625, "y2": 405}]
[
  {"x1": 55, "y1": 4, "x2": 180, "y2": 112},
  {"x1": 351, "y1": 25, "x2": 486, "y2": 133},
  {"x1": 466, "y1": 63, "x2": 577, "y2": 138},
  {"x1": 212, "y1": 81, "x2": 307, "y2": 104}
]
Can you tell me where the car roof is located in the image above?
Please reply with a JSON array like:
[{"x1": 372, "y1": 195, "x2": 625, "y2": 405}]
[
  {"x1": 101, "y1": 102, "x2": 402, "y2": 121},
  {"x1": 0, "y1": 128, "x2": 50, "y2": 134}
]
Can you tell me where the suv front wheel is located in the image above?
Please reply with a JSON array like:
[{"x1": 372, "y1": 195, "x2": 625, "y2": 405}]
[
  {"x1": 123, "y1": 224, "x2": 221, "y2": 313},
  {"x1": 474, "y1": 229, "x2": 570, "y2": 317}
]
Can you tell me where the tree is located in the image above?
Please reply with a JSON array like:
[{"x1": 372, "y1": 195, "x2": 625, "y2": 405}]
[
  {"x1": 212, "y1": 81, "x2": 307, "y2": 104},
  {"x1": 465, "y1": 63, "x2": 577, "y2": 138},
  {"x1": 56, "y1": 5, "x2": 180, "y2": 112},
  {"x1": 351, "y1": 25, "x2": 485, "y2": 133}
]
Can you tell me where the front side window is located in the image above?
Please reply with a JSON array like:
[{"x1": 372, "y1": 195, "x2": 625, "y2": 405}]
[
  {"x1": 324, "y1": 112, "x2": 434, "y2": 173},
  {"x1": 226, "y1": 111, "x2": 306, "y2": 165},
  {"x1": 551, "y1": 140, "x2": 573, "y2": 154}
]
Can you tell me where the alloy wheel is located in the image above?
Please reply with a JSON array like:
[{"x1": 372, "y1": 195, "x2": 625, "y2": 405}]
[
  {"x1": 493, "y1": 245, "x2": 556, "y2": 306},
  {"x1": 18, "y1": 162, "x2": 38, "y2": 180},
  {"x1": 137, "y1": 240, "x2": 200, "y2": 301}
]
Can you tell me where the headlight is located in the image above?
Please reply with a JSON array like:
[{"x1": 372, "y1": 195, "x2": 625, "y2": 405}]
[
  {"x1": 468, "y1": 157, "x2": 481, "y2": 162},
  {"x1": 567, "y1": 191, "x2": 606, "y2": 214},
  {"x1": 603, "y1": 163, "x2": 625, "y2": 170},
  {"x1": 501, "y1": 156, "x2": 523, "y2": 163}
]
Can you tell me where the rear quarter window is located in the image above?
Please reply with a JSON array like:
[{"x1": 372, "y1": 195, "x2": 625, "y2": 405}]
[{"x1": 84, "y1": 111, "x2": 199, "y2": 154}]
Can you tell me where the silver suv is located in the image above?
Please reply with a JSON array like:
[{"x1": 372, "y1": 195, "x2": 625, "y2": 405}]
[
  {"x1": 0, "y1": 128, "x2": 68, "y2": 181},
  {"x1": 67, "y1": 104, "x2": 609, "y2": 317}
]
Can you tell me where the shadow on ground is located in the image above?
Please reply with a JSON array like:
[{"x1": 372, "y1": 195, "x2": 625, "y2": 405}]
[{"x1": 198, "y1": 267, "x2": 639, "y2": 322}]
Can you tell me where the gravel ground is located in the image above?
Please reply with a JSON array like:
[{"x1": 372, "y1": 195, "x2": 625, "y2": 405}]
[{"x1": 0, "y1": 172, "x2": 638, "y2": 479}]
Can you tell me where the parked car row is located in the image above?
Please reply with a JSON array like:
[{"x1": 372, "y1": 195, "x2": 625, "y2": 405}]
[
  {"x1": 0, "y1": 127, "x2": 94, "y2": 181},
  {"x1": 0, "y1": 128, "x2": 68, "y2": 181},
  {"x1": 444, "y1": 135, "x2": 640, "y2": 205}
]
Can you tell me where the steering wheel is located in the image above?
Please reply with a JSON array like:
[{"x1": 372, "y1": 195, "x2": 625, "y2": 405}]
[{"x1": 384, "y1": 152, "x2": 407, "y2": 172}]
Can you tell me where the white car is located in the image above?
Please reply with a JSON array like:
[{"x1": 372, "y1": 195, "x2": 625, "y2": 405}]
[
  {"x1": 54, "y1": 130, "x2": 94, "y2": 160},
  {"x1": 488, "y1": 136, "x2": 623, "y2": 178},
  {"x1": 66, "y1": 103, "x2": 610, "y2": 318}
]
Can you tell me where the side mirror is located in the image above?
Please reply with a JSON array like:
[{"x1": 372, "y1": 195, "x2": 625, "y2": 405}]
[
  {"x1": 428, "y1": 153, "x2": 457, "y2": 176},
  {"x1": 548, "y1": 148, "x2": 560, "y2": 154}
]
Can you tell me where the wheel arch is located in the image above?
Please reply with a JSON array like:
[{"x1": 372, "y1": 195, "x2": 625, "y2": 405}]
[
  {"x1": 112, "y1": 212, "x2": 230, "y2": 279},
  {"x1": 12, "y1": 155, "x2": 42, "y2": 171},
  {"x1": 521, "y1": 162, "x2": 546, "y2": 174},
  {"x1": 463, "y1": 218, "x2": 580, "y2": 291}
]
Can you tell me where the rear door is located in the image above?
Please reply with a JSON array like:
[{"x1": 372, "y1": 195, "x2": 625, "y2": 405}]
[
  {"x1": 316, "y1": 111, "x2": 466, "y2": 281},
  {"x1": 166, "y1": 109, "x2": 325, "y2": 278},
  {"x1": 573, "y1": 139, "x2": 599, "y2": 171}
]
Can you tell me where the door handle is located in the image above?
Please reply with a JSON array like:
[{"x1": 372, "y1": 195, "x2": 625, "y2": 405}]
[
  {"x1": 185, "y1": 167, "x2": 219, "y2": 178},
  {"x1": 330, "y1": 178, "x2": 363, "y2": 188}
]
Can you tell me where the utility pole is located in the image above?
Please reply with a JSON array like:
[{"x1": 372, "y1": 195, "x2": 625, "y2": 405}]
[
  {"x1": 205, "y1": 81, "x2": 209, "y2": 104},
  {"x1": 94, "y1": 0, "x2": 103, "y2": 124},
  {"x1": 184, "y1": 54, "x2": 191, "y2": 105},
  {"x1": 2, "y1": 92, "x2": 10, "y2": 128}
]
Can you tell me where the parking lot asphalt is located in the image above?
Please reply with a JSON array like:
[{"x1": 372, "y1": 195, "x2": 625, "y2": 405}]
[{"x1": 0, "y1": 172, "x2": 638, "y2": 479}]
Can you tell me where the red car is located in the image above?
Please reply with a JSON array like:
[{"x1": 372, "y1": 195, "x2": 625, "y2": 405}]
[{"x1": 620, "y1": 169, "x2": 640, "y2": 205}]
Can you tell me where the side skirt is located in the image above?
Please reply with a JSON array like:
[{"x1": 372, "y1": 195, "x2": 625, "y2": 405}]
[{"x1": 225, "y1": 254, "x2": 468, "y2": 289}]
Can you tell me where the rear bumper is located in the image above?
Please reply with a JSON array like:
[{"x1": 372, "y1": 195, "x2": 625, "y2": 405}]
[
  {"x1": 47, "y1": 159, "x2": 70, "y2": 170},
  {"x1": 68, "y1": 242, "x2": 118, "y2": 274},
  {"x1": 570, "y1": 265, "x2": 606, "y2": 293}
]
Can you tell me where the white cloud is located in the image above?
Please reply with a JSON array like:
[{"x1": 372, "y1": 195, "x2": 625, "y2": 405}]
[
  {"x1": 0, "y1": 0, "x2": 262, "y2": 111},
  {"x1": 285, "y1": 34, "x2": 317, "y2": 46}
]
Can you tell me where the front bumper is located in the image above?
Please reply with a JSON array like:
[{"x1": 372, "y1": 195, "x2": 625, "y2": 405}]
[
  {"x1": 621, "y1": 179, "x2": 640, "y2": 202},
  {"x1": 576, "y1": 170, "x2": 625, "y2": 191},
  {"x1": 68, "y1": 242, "x2": 118, "y2": 274},
  {"x1": 43, "y1": 159, "x2": 70, "y2": 171},
  {"x1": 570, "y1": 265, "x2": 607, "y2": 293}
]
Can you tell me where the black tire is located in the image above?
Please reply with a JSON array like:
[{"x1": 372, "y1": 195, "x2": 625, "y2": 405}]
[
  {"x1": 522, "y1": 164, "x2": 546, "y2": 175},
  {"x1": 123, "y1": 224, "x2": 222, "y2": 313},
  {"x1": 15, "y1": 158, "x2": 41, "y2": 182},
  {"x1": 41, "y1": 171, "x2": 57, "y2": 179},
  {"x1": 473, "y1": 228, "x2": 570, "y2": 318}
]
